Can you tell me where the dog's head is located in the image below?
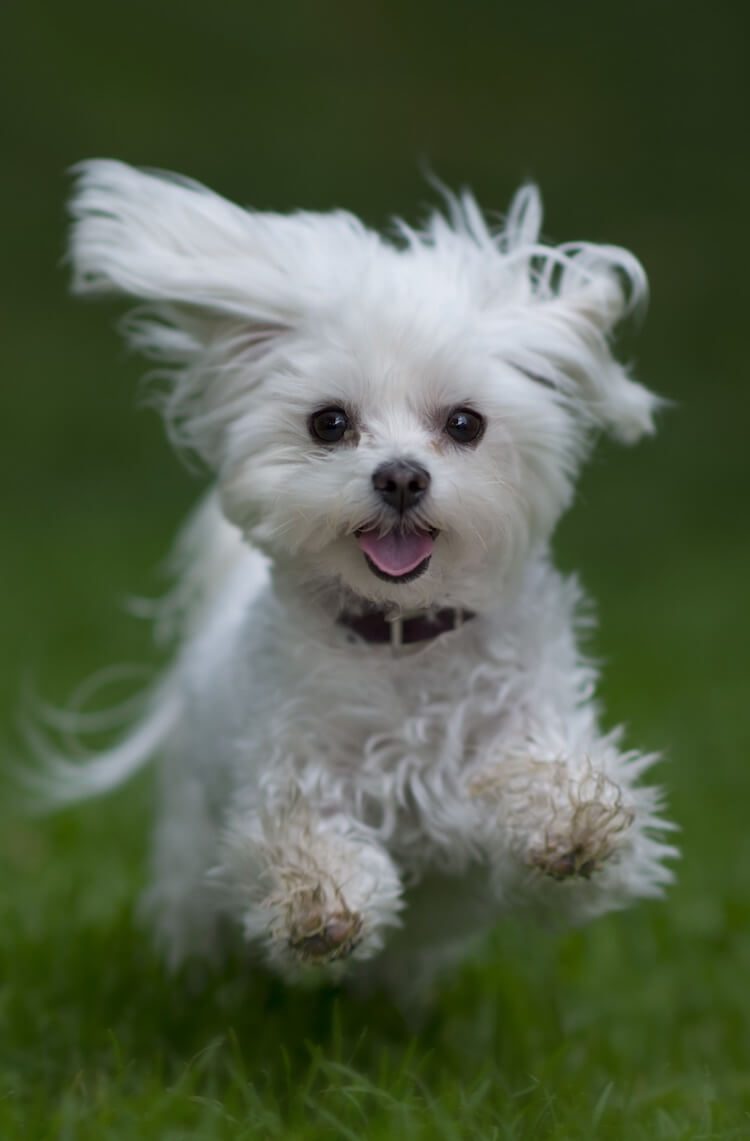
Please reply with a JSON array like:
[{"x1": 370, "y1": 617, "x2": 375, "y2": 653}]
[{"x1": 69, "y1": 162, "x2": 659, "y2": 609}]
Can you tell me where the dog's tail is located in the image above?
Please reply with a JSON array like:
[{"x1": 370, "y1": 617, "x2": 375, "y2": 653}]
[
  {"x1": 16, "y1": 493, "x2": 263, "y2": 813},
  {"x1": 16, "y1": 676, "x2": 183, "y2": 812}
]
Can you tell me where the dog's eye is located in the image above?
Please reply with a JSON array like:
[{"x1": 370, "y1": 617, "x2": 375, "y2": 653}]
[
  {"x1": 310, "y1": 406, "x2": 349, "y2": 443},
  {"x1": 445, "y1": 408, "x2": 485, "y2": 445}
]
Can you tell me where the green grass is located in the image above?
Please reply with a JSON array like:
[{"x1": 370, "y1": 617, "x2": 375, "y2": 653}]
[{"x1": 2, "y1": 779, "x2": 750, "y2": 1140}]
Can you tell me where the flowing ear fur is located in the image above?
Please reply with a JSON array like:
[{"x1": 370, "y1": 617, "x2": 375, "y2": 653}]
[
  {"x1": 67, "y1": 160, "x2": 376, "y2": 462},
  {"x1": 438, "y1": 183, "x2": 662, "y2": 444},
  {"x1": 68, "y1": 161, "x2": 297, "y2": 460},
  {"x1": 68, "y1": 160, "x2": 375, "y2": 321},
  {"x1": 68, "y1": 164, "x2": 660, "y2": 456},
  {"x1": 538, "y1": 237, "x2": 661, "y2": 444},
  {"x1": 511, "y1": 185, "x2": 661, "y2": 444},
  {"x1": 70, "y1": 161, "x2": 297, "y2": 323}
]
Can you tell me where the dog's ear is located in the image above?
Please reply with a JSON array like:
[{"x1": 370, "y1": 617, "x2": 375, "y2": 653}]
[
  {"x1": 67, "y1": 160, "x2": 374, "y2": 462},
  {"x1": 68, "y1": 160, "x2": 306, "y2": 339},
  {"x1": 68, "y1": 159, "x2": 374, "y2": 339},
  {"x1": 542, "y1": 241, "x2": 661, "y2": 444},
  {"x1": 68, "y1": 161, "x2": 302, "y2": 460},
  {"x1": 501, "y1": 186, "x2": 662, "y2": 445}
]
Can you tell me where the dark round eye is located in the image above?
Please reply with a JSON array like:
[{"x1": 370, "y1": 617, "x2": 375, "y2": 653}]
[
  {"x1": 310, "y1": 406, "x2": 349, "y2": 443},
  {"x1": 445, "y1": 407, "x2": 485, "y2": 445}
]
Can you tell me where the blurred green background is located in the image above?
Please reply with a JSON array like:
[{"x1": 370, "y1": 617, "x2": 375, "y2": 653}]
[{"x1": 2, "y1": 2, "x2": 749, "y2": 1137}]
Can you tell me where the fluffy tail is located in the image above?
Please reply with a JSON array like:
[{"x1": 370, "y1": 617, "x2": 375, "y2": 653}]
[
  {"x1": 16, "y1": 494, "x2": 257, "y2": 813},
  {"x1": 17, "y1": 679, "x2": 182, "y2": 811}
]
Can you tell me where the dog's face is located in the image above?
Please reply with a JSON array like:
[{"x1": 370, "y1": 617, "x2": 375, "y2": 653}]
[
  {"x1": 215, "y1": 298, "x2": 578, "y2": 610},
  {"x1": 69, "y1": 162, "x2": 659, "y2": 608}
]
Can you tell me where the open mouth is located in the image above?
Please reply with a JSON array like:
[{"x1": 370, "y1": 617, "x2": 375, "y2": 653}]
[{"x1": 356, "y1": 527, "x2": 437, "y2": 584}]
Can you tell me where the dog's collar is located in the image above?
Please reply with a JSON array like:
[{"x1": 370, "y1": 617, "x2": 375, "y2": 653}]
[{"x1": 338, "y1": 605, "x2": 474, "y2": 650}]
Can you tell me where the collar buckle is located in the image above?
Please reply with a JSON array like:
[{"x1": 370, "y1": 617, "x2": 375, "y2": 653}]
[{"x1": 341, "y1": 605, "x2": 473, "y2": 652}]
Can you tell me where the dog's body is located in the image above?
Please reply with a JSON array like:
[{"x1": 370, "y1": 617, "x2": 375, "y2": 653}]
[{"x1": 37, "y1": 162, "x2": 676, "y2": 996}]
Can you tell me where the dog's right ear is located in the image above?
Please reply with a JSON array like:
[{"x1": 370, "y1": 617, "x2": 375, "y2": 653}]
[
  {"x1": 69, "y1": 161, "x2": 301, "y2": 458},
  {"x1": 68, "y1": 160, "x2": 372, "y2": 461},
  {"x1": 68, "y1": 160, "x2": 308, "y2": 333},
  {"x1": 69, "y1": 159, "x2": 377, "y2": 334}
]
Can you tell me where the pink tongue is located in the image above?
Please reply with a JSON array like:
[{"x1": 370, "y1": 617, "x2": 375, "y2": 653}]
[{"x1": 357, "y1": 530, "x2": 434, "y2": 576}]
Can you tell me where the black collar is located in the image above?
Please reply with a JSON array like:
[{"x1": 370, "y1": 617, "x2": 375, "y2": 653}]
[{"x1": 338, "y1": 606, "x2": 475, "y2": 648}]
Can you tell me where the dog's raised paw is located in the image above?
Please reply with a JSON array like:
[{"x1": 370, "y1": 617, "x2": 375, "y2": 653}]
[
  {"x1": 527, "y1": 793, "x2": 635, "y2": 881},
  {"x1": 287, "y1": 900, "x2": 363, "y2": 964},
  {"x1": 529, "y1": 843, "x2": 600, "y2": 880}
]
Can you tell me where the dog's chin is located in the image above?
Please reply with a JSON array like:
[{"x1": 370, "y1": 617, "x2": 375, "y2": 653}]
[
  {"x1": 301, "y1": 532, "x2": 446, "y2": 610},
  {"x1": 271, "y1": 518, "x2": 512, "y2": 612}
]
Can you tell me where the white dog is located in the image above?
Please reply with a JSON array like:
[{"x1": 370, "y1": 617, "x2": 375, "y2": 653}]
[{"x1": 34, "y1": 161, "x2": 676, "y2": 996}]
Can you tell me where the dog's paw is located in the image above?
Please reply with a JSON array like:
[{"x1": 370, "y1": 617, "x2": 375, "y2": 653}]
[
  {"x1": 260, "y1": 875, "x2": 364, "y2": 969},
  {"x1": 526, "y1": 796, "x2": 634, "y2": 880},
  {"x1": 219, "y1": 806, "x2": 404, "y2": 976},
  {"x1": 470, "y1": 758, "x2": 635, "y2": 881},
  {"x1": 287, "y1": 890, "x2": 363, "y2": 964}
]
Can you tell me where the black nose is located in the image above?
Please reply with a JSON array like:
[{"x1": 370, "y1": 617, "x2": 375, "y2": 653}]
[{"x1": 372, "y1": 460, "x2": 431, "y2": 513}]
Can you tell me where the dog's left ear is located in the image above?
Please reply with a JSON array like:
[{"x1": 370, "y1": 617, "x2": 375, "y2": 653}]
[
  {"x1": 544, "y1": 243, "x2": 661, "y2": 444},
  {"x1": 492, "y1": 185, "x2": 662, "y2": 445}
]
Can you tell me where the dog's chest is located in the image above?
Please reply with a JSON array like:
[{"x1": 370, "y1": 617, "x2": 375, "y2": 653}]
[{"x1": 261, "y1": 636, "x2": 522, "y2": 851}]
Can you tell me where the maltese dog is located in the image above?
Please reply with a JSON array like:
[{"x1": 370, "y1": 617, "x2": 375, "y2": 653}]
[{"x1": 34, "y1": 161, "x2": 676, "y2": 997}]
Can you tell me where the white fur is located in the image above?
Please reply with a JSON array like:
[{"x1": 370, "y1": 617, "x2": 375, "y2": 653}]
[{"x1": 33, "y1": 161, "x2": 676, "y2": 996}]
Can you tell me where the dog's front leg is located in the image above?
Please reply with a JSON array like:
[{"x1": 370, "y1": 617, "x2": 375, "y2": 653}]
[
  {"x1": 216, "y1": 794, "x2": 403, "y2": 977},
  {"x1": 466, "y1": 724, "x2": 676, "y2": 917}
]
